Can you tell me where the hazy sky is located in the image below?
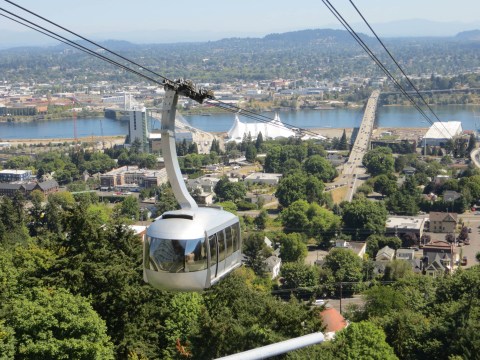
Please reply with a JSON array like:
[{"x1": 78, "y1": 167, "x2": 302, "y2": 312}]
[{"x1": 1, "y1": 0, "x2": 480, "y2": 44}]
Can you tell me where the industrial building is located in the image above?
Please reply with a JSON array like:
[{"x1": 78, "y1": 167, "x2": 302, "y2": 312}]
[{"x1": 422, "y1": 121, "x2": 462, "y2": 146}]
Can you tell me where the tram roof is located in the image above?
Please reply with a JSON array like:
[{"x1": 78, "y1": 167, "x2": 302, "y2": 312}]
[{"x1": 147, "y1": 206, "x2": 238, "y2": 240}]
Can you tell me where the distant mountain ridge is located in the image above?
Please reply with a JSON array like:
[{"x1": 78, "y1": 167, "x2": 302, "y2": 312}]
[
  {"x1": 455, "y1": 30, "x2": 480, "y2": 41},
  {"x1": 2, "y1": 26, "x2": 480, "y2": 51}
]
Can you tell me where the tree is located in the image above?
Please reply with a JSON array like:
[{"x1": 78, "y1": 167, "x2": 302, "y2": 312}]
[
  {"x1": 374, "y1": 174, "x2": 398, "y2": 197},
  {"x1": 243, "y1": 232, "x2": 270, "y2": 276},
  {"x1": 3, "y1": 287, "x2": 114, "y2": 359},
  {"x1": 303, "y1": 155, "x2": 337, "y2": 182},
  {"x1": 281, "y1": 262, "x2": 318, "y2": 289},
  {"x1": 255, "y1": 131, "x2": 264, "y2": 151},
  {"x1": 214, "y1": 176, "x2": 246, "y2": 202},
  {"x1": 278, "y1": 232, "x2": 308, "y2": 262},
  {"x1": 362, "y1": 147, "x2": 395, "y2": 176},
  {"x1": 342, "y1": 198, "x2": 388, "y2": 237},
  {"x1": 384, "y1": 260, "x2": 413, "y2": 281},
  {"x1": 339, "y1": 129, "x2": 348, "y2": 150},
  {"x1": 332, "y1": 321, "x2": 398, "y2": 360},
  {"x1": 366, "y1": 234, "x2": 401, "y2": 258},
  {"x1": 281, "y1": 200, "x2": 340, "y2": 242},
  {"x1": 245, "y1": 143, "x2": 257, "y2": 162},
  {"x1": 118, "y1": 195, "x2": 140, "y2": 220},
  {"x1": 254, "y1": 210, "x2": 268, "y2": 230},
  {"x1": 160, "y1": 293, "x2": 203, "y2": 359},
  {"x1": 323, "y1": 248, "x2": 363, "y2": 283},
  {"x1": 466, "y1": 133, "x2": 476, "y2": 154},
  {"x1": 276, "y1": 172, "x2": 325, "y2": 208}
]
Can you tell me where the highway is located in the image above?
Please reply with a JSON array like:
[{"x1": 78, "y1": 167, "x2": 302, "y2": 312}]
[{"x1": 343, "y1": 90, "x2": 380, "y2": 201}]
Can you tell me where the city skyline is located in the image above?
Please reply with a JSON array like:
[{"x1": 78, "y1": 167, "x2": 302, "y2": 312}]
[{"x1": 1, "y1": 0, "x2": 480, "y2": 47}]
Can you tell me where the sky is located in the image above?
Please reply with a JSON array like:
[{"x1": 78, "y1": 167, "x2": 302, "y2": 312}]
[{"x1": 1, "y1": 0, "x2": 480, "y2": 46}]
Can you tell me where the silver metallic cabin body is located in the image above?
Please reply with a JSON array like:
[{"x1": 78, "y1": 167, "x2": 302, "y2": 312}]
[
  {"x1": 143, "y1": 82, "x2": 242, "y2": 291},
  {"x1": 144, "y1": 207, "x2": 242, "y2": 291}
]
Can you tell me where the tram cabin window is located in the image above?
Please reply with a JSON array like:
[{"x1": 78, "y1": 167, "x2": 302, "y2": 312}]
[
  {"x1": 148, "y1": 237, "x2": 208, "y2": 273},
  {"x1": 217, "y1": 229, "x2": 227, "y2": 262}
]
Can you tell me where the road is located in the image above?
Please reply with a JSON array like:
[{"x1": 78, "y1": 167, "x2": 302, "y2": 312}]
[
  {"x1": 343, "y1": 90, "x2": 380, "y2": 201},
  {"x1": 470, "y1": 147, "x2": 480, "y2": 169}
]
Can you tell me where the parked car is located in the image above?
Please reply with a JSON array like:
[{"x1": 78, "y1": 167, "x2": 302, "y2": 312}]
[{"x1": 461, "y1": 256, "x2": 468, "y2": 266}]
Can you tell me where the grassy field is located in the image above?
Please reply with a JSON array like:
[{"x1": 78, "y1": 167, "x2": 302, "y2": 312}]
[{"x1": 330, "y1": 185, "x2": 348, "y2": 204}]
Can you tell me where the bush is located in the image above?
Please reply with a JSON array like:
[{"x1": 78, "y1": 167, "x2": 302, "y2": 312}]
[{"x1": 236, "y1": 201, "x2": 258, "y2": 211}]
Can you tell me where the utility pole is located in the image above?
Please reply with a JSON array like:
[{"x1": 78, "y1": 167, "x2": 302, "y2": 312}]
[{"x1": 339, "y1": 282, "x2": 343, "y2": 314}]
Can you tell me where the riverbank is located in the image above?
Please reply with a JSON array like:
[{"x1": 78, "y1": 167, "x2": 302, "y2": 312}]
[
  {"x1": 3, "y1": 135, "x2": 126, "y2": 148},
  {"x1": 3, "y1": 127, "x2": 429, "y2": 148}
]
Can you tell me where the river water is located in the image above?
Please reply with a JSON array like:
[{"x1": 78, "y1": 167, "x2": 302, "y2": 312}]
[{"x1": 1, "y1": 105, "x2": 479, "y2": 140}]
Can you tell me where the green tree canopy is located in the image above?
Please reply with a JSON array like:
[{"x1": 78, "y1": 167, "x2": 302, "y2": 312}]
[
  {"x1": 3, "y1": 287, "x2": 114, "y2": 360},
  {"x1": 363, "y1": 147, "x2": 395, "y2": 176},
  {"x1": 333, "y1": 321, "x2": 398, "y2": 360},
  {"x1": 323, "y1": 248, "x2": 364, "y2": 283},
  {"x1": 278, "y1": 232, "x2": 308, "y2": 262},
  {"x1": 342, "y1": 198, "x2": 388, "y2": 238},
  {"x1": 303, "y1": 155, "x2": 337, "y2": 182},
  {"x1": 281, "y1": 200, "x2": 341, "y2": 242},
  {"x1": 214, "y1": 175, "x2": 247, "y2": 202}
]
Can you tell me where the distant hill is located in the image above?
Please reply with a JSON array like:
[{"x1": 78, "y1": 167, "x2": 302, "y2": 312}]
[
  {"x1": 455, "y1": 30, "x2": 480, "y2": 41},
  {"x1": 263, "y1": 29, "x2": 368, "y2": 44}
]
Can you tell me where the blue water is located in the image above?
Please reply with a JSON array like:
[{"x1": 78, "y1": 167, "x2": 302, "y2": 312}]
[{"x1": 1, "y1": 105, "x2": 479, "y2": 140}]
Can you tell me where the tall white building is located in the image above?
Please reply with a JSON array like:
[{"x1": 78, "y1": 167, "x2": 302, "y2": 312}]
[{"x1": 129, "y1": 107, "x2": 149, "y2": 151}]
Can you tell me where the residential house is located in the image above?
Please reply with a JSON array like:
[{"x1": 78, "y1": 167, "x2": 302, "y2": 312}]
[
  {"x1": 443, "y1": 190, "x2": 462, "y2": 202},
  {"x1": 264, "y1": 255, "x2": 281, "y2": 280},
  {"x1": 375, "y1": 246, "x2": 395, "y2": 262},
  {"x1": 395, "y1": 248, "x2": 415, "y2": 261},
  {"x1": 424, "y1": 253, "x2": 450, "y2": 277},
  {"x1": 422, "y1": 240, "x2": 457, "y2": 274},
  {"x1": 334, "y1": 240, "x2": 366, "y2": 259},
  {"x1": 396, "y1": 248, "x2": 423, "y2": 274},
  {"x1": 429, "y1": 212, "x2": 457, "y2": 233},
  {"x1": 320, "y1": 306, "x2": 348, "y2": 341}
]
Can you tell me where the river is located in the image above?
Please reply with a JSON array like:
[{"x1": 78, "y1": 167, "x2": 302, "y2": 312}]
[{"x1": 0, "y1": 105, "x2": 479, "y2": 140}]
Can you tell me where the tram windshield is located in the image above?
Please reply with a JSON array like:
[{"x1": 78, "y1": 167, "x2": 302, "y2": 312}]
[{"x1": 148, "y1": 237, "x2": 208, "y2": 273}]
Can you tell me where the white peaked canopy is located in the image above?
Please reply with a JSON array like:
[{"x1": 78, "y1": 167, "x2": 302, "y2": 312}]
[{"x1": 227, "y1": 113, "x2": 297, "y2": 142}]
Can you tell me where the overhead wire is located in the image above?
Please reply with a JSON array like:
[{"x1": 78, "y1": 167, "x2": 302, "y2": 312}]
[
  {"x1": 1, "y1": 0, "x2": 325, "y2": 140},
  {"x1": 347, "y1": 0, "x2": 453, "y2": 137},
  {"x1": 321, "y1": 0, "x2": 452, "y2": 137}
]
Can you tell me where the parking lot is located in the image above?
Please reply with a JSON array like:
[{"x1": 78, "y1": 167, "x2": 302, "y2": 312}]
[{"x1": 426, "y1": 216, "x2": 480, "y2": 268}]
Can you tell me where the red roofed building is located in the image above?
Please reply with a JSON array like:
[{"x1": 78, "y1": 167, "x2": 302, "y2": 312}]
[{"x1": 320, "y1": 306, "x2": 348, "y2": 340}]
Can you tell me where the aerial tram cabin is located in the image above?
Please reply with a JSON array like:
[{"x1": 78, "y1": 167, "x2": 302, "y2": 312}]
[{"x1": 143, "y1": 81, "x2": 242, "y2": 291}]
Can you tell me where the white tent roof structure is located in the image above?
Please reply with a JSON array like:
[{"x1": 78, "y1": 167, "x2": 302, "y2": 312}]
[
  {"x1": 424, "y1": 121, "x2": 462, "y2": 140},
  {"x1": 226, "y1": 113, "x2": 297, "y2": 142}
]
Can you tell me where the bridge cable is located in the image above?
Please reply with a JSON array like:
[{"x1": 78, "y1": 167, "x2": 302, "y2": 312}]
[
  {"x1": 348, "y1": 0, "x2": 454, "y2": 137},
  {"x1": 321, "y1": 0, "x2": 445, "y2": 133}
]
